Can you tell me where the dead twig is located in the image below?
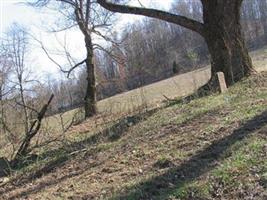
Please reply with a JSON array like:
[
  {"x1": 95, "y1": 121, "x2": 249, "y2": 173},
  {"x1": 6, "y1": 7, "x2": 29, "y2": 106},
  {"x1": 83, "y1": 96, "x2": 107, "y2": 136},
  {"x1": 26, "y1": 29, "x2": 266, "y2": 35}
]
[{"x1": 12, "y1": 94, "x2": 54, "y2": 166}]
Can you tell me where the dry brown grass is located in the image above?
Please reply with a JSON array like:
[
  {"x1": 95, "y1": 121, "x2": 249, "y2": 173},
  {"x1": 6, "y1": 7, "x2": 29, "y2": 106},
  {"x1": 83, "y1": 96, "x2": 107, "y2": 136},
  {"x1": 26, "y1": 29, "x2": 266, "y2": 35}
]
[
  {"x1": 0, "y1": 71, "x2": 266, "y2": 200},
  {"x1": 45, "y1": 46, "x2": 267, "y2": 133}
]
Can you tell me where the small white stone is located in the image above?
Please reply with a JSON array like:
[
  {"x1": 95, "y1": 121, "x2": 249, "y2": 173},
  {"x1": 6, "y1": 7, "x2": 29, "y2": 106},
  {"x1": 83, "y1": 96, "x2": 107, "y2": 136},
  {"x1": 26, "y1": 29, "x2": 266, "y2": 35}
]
[{"x1": 0, "y1": 177, "x2": 9, "y2": 184}]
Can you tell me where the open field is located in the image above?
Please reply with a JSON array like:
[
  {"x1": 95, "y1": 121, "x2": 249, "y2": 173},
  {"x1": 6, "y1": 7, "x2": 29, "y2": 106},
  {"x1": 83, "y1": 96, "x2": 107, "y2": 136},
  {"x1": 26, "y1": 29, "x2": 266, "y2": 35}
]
[
  {"x1": 0, "y1": 70, "x2": 266, "y2": 200},
  {"x1": 98, "y1": 45, "x2": 267, "y2": 114},
  {"x1": 45, "y1": 46, "x2": 267, "y2": 132},
  {"x1": 89, "y1": 45, "x2": 267, "y2": 114}
]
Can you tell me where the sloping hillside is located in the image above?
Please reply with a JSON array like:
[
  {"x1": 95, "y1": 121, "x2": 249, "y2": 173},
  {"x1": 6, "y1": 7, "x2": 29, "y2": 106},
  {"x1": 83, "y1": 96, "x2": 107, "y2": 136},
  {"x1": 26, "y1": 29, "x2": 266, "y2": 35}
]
[
  {"x1": 45, "y1": 46, "x2": 267, "y2": 134},
  {"x1": 91, "y1": 45, "x2": 267, "y2": 114},
  {"x1": 0, "y1": 71, "x2": 266, "y2": 200}
]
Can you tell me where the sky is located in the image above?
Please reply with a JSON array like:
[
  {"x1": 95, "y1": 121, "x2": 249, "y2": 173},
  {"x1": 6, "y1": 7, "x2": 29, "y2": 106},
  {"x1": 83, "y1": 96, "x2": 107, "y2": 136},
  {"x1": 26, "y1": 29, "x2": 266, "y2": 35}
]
[{"x1": 0, "y1": 0, "x2": 174, "y2": 78}]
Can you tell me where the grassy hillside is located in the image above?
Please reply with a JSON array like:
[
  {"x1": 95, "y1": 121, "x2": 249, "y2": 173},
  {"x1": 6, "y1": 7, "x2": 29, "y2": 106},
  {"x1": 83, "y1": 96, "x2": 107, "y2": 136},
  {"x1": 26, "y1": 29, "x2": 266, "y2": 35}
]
[
  {"x1": 0, "y1": 71, "x2": 266, "y2": 199},
  {"x1": 45, "y1": 46, "x2": 267, "y2": 133}
]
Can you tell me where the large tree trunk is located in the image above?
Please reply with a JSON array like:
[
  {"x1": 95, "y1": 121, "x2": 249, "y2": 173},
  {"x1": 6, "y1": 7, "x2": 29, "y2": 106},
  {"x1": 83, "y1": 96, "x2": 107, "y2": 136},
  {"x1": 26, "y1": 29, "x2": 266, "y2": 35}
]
[
  {"x1": 84, "y1": 35, "x2": 97, "y2": 118},
  {"x1": 201, "y1": 0, "x2": 254, "y2": 89},
  {"x1": 97, "y1": 0, "x2": 255, "y2": 92}
]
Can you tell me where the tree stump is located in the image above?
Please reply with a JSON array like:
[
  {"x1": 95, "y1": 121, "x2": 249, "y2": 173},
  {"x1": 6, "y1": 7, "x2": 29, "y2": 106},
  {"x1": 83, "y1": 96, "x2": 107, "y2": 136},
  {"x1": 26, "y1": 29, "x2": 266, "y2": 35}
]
[{"x1": 217, "y1": 72, "x2": 228, "y2": 93}]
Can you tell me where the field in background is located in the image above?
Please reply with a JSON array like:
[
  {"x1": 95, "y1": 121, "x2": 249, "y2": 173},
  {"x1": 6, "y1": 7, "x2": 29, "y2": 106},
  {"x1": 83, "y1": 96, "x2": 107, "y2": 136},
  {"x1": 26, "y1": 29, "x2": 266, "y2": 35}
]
[{"x1": 46, "y1": 46, "x2": 267, "y2": 131}]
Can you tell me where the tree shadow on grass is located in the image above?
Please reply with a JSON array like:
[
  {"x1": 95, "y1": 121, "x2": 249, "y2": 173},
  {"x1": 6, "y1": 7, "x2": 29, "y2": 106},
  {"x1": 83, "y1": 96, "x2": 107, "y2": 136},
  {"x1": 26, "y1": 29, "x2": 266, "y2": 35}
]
[
  {"x1": 3, "y1": 159, "x2": 103, "y2": 200},
  {"x1": 2, "y1": 109, "x2": 266, "y2": 200},
  {"x1": 0, "y1": 106, "x2": 223, "y2": 200},
  {"x1": 0, "y1": 108, "x2": 159, "y2": 197},
  {"x1": 36, "y1": 107, "x2": 159, "y2": 165},
  {"x1": 110, "y1": 110, "x2": 267, "y2": 200}
]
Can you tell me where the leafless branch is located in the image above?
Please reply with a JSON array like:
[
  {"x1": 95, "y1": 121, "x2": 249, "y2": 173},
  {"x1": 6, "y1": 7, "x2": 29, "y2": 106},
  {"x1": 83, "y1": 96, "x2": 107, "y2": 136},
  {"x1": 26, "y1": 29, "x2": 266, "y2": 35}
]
[
  {"x1": 32, "y1": 35, "x2": 86, "y2": 77},
  {"x1": 12, "y1": 94, "x2": 54, "y2": 165}
]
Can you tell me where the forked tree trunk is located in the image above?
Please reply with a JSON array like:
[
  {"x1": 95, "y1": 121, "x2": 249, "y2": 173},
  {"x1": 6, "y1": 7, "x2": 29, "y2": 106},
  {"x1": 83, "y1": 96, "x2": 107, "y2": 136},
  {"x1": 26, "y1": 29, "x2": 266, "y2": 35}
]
[{"x1": 202, "y1": 0, "x2": 255, "y2": 89}]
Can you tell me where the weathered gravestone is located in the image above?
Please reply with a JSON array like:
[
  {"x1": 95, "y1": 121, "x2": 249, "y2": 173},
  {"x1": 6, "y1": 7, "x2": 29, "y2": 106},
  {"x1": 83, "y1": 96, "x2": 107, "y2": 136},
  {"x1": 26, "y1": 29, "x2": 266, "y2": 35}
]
[
  {"x1": 0, "y1": 157, "x2": 10, "y2": 177},
  {"x1": 217, "y1": 72, "x2": 228, "y2": 93}
]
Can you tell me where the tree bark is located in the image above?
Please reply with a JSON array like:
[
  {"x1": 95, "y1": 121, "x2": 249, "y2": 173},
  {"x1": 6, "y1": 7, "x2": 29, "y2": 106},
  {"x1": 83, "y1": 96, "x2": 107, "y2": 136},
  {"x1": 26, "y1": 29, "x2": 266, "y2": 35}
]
[
  {"x1": 18, "y1": 80, "x2": 30, "y2": 133},
  {"x1": 97, "y1": 0, "x2": 255, "y2": 90},
  {"x1": 84, "y1": 37, "x2": 97, "y2": 118},
  {"x1": 75, "y1": 7, "x2": 97, "y2": 119},
  {"x1": 202, "y1": 0, "x2": 255, "y2": 87}
]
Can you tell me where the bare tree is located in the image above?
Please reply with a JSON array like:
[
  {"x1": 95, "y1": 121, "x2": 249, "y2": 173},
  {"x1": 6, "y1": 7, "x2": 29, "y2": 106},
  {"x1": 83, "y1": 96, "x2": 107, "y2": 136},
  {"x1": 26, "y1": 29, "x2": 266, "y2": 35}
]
[
  {"x1": 97, "y1": 0, "x2": 255, "y2": 92},
  {"x1": 0, "y1": 42, "x2": 14, "y2": 141},
  {"x1": 31, "y1": 0, "x2": 119, "y2": 118},
  {"x1": 0, "y1": 50, "x2": 13, "y2": 101},
  {"x1": 0, "y1": 23, "x2": 55, "y2": 164},
  {"x1": 6, "y1": 25, "x2": 32, "y2": 134}
]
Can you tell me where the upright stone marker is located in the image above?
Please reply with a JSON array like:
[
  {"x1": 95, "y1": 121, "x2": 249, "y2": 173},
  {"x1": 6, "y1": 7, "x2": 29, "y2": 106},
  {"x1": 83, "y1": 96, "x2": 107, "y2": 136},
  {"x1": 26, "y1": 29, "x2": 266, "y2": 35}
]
[{"x1": 217, "y1": 72, "x2": 227, "y2": 93}]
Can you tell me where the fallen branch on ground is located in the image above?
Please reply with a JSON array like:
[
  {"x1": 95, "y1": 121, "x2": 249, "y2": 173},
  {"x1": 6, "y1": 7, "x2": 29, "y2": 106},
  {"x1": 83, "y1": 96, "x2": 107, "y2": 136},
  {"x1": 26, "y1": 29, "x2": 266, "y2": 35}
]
[{"x1": 11, "y1": 94, "x2": 54, "y2": 166}]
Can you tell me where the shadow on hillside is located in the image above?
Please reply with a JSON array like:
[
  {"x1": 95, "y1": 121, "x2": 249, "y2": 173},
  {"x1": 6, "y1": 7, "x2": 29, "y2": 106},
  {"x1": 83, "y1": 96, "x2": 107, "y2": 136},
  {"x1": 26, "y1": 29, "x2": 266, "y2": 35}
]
[
  {"x1": 109, "y1": 109, "x2": 267, "y2": 200},
  {"x1": 0, "y1": 108, "x2": 159, "y2": 197},
  {"x1": 2, "y1": 110, "x2": 266, "y2": 200},
  {"x1": 37, "y1": 107, "x2": 159, "y2": 163}
]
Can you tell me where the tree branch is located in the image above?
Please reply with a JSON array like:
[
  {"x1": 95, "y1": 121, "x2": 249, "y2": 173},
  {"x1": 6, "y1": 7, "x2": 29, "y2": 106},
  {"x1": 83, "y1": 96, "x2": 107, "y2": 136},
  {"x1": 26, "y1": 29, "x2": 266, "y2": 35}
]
[
  {"x1": 62, "y1": 59, "x2": 87, "y2": 78},
  {"x1": 12, "y1": 94, "x2": 54, "y2": 165},
  {"x1": 97, "y1": 0, "x2": 205, "y2": 36},
  {"x1": 32, "y1": 35, "x2": 86, "y2": 78}
]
